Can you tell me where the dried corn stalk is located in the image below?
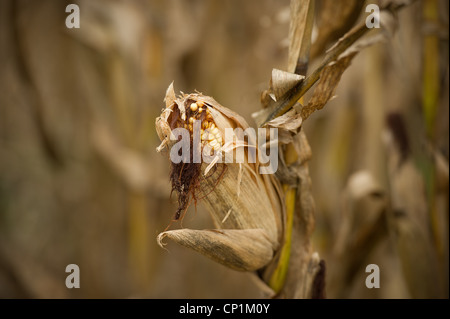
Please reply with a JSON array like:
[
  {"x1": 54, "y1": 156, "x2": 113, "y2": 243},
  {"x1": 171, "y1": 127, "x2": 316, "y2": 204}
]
[{"x1": 156, "y1": 83, "x2": 284, "y2": 274}]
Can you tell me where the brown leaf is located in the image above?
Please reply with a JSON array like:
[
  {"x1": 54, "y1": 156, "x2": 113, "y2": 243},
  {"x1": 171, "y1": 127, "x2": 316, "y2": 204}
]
[
  {"x1": 300, "y1": 51, "x2": 358, "y2": 120},
  {"x1": 271, "y1": 69, "x2": 305, "y2": 102},
  {"x1": 254, "y1": 70, "x2": 304, "y2": 126},
  {"x1": 288, "y1": 0, "x2": 315, "y2": 74},
  {"x1": 310, "y1": 0, "x2": 365, "y2": 59}
]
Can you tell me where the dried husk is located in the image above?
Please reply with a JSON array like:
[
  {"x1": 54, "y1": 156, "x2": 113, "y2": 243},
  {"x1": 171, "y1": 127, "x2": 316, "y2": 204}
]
[{"x1": 156, "y1": 84, "x2": 284, "y2": 273}]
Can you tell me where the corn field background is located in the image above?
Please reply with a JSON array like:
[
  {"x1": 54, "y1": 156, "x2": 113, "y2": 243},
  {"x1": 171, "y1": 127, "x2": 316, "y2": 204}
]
[{"x1": 0, "y1": 0, "x2": 448, "y2": 298}]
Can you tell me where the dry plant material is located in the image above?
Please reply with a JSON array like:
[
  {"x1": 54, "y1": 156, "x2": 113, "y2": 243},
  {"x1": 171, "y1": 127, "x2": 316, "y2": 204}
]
[
  {"x1": 384, "y1": 112, "x2": 444, "y2": 298},
  {"x1": 329, "y1": 171, "x2": 388, "y2": 297},
  {"x1": 288, "y1": 0, "x2": 315, "y2": 75},
  {"x1": 156, "y1": 83, "x2": 284, "y2": 274},
  {"x1": 300, "y1": 51, "x2": 358, "y2": 120},
  {"x1": 154, "y1": 0, "x2": 422, "y2": 298},
  {"x1": 262, "y1": 0, "x2": 407, "y2": 124},
  {"x1": 310, "y1": 0, "x2": 365, "y2": 59},
  {"x1": 253, "y1": 0, "x2": 321, "y2": 298}
]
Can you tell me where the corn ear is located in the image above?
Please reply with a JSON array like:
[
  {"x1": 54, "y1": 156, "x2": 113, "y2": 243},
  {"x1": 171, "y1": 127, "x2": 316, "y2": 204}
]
[{"x1": 155, "y1": 83, "x2": 284, "y2": 272}]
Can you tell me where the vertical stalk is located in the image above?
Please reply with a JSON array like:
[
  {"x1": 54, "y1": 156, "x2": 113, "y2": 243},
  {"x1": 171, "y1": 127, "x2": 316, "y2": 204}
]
[
  {"x1": 422, "y1": 0, "x2": 440, "y2": 140},
  {"x1": 268, "y1": 0, "x2": 316, "y2": 295},
  {"x1": 422, "y1": 0, "x2": 443, "y2": 275}
]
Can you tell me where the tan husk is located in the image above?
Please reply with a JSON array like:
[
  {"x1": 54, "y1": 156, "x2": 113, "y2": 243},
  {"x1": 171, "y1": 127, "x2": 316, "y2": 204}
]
[
  {"x1": 157, "y1": 229, "x2": 274, "y2": 272},
  {"x1": 155, "y1": 84, "x2": 284, "y2": 273}
]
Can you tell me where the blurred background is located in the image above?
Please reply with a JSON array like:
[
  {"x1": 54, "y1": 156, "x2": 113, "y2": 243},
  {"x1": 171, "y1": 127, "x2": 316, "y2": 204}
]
[{"x1": 0, "y1": 0, "x2": 448, "y2": 298}]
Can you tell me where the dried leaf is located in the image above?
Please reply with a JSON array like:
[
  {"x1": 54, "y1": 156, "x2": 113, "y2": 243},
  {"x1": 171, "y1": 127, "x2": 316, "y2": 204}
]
[
  {"x1": 271, "y1": 69, "x2": 305, "y2": 102},
  {"x1": 300, "y1": 51, "x2": 358, "y2": 120},
  {"x1": 262, "y1": 3, "x2": 401, "y2": 124},
  {"x1": 263, "y1": 108, "x2": 303, "y2": 144},
  {"x1": 288, "y1": 0, "x2": 315, "y2": 74},
  {"x1": 301, "y1": 26, "x2": 388, "y2": 121},
  {"x1": 164, "y1": 81, "x2": 176, "y2": 109},
  {"x1": 254, "y1": 69, "x2": 304, "y2": 126},
  {"x1": 310, "y1": 0, "x2": 365, "y2": 59}
]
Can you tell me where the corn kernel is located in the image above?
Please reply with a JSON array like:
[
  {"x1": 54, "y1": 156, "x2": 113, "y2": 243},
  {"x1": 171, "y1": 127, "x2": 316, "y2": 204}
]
[{"x1": 190, "y1": 103, "x2": 198, "y2": 112}]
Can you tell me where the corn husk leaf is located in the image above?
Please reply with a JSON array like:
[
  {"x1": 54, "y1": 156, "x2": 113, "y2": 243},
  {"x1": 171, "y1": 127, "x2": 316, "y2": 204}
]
[{"x1": 157, "y1": 229, "x2": 274, "y2": 271}]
